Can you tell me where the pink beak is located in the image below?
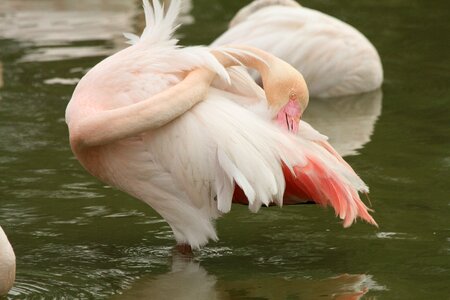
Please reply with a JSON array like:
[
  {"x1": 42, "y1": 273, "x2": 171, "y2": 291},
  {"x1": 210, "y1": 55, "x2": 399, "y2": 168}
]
[{"x1": 275, "y1": 99, "x2": 302, "y2": 134}]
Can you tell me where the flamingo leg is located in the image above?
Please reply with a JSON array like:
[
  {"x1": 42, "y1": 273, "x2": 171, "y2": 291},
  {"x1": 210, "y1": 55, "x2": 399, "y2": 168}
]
[{"x1": 174, "y1": 243, "x2": 194, "y2": 256}]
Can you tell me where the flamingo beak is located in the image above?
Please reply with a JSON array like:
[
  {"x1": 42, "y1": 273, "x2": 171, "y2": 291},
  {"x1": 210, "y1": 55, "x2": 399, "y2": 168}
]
[{"x1": 275, "y1": 99, "x2": 302, "y2": 134}]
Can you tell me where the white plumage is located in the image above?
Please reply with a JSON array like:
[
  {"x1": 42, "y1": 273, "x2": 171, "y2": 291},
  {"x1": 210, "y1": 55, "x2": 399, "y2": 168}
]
[{"x1": 0, "y1": 226, "x2": 15, "y2": 296}]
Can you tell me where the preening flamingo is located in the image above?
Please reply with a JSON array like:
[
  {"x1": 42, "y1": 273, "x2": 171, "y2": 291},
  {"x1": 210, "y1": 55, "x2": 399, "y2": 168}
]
[
  {"x1": 0, "y1": 226, "x2": 15, "y2": 296},
  {"x1": 212, "y1": 0, "x2": 383, "y2": 98},
  {"x1": 65, "y1": 0, "x2": 376, "y2": 252}
]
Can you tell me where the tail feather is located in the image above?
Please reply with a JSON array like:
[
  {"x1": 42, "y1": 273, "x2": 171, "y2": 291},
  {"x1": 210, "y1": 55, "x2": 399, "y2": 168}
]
[
  {"x1": 228, "y1": 136, "x2": 378, "y2": 227},
  {"x1": 283, "y1": 156, "x2": 377, "y2": 227},
  {"x1": 124, "y1": 0, "x2": 181, "y2": 46},
  {"x1": 317, "y1": 140, "x2": 369, "y2": 192},
  {"x1": 143, "y1": 0, "x2": 181, "y2": 44}
]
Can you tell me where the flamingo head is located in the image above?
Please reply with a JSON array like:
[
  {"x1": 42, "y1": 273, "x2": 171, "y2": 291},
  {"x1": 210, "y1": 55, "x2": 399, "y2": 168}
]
[
  {"x1": 217, "y1": 44, "x2": 309, "y2": 134},
  {"x1": 265, "y1": 68, "x2": 309, "y2": 134},
  {"x1": 275, "y1": 92, "x2": 304, "y2": 133}
]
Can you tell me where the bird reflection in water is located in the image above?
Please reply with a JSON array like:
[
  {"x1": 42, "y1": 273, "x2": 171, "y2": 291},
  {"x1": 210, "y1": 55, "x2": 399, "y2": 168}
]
[
  {"x1": 303, "y1": 89, "x2": 382, "y2": 157},
  {"x1": 115, "y1": 252, "x2": 379, "y2": 300}
]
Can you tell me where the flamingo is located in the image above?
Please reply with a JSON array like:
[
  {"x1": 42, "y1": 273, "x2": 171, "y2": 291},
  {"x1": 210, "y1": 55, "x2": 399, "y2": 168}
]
[
  {"x1": 65, "y1": 0, "x2": 377, "y2": 253},
  {"x1": 212, "y1": 0, "x2": 383, "y2": 98},
  {"x1": 0, "y1": 226, "x2": 15, "y2": 296}
]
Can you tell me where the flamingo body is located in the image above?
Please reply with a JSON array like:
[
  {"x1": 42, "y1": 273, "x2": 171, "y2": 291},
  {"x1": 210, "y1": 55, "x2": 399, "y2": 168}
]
[
  {"x1": 66, "y1": 0, "x2": 376, "y2": 249},
  {"x1": 0, "y1": 226, "x2": 15, "y2": 296},
  {"x1": 212, "y1": 0, "x2": 383, "y2": 98}
]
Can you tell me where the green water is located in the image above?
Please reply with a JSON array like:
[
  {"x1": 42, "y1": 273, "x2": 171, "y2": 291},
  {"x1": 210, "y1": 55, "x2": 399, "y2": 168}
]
[{"x1": 0, "y1": 0, "x2": 449, "y2": 299}]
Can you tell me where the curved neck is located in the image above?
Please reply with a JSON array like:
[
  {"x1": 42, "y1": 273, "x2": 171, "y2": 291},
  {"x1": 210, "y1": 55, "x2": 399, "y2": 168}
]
[
  {"x1": 214, "y1": 45, "x2": 272, "y2": 83},
  {"x1": 213, "y1": 45, "x2": 308, "y2": 111}
]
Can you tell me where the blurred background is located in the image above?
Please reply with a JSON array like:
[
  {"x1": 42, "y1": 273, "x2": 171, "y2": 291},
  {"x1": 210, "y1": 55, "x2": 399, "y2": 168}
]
[{"x1": 0, "y1": 0, "x2": 448, "y2": 299}]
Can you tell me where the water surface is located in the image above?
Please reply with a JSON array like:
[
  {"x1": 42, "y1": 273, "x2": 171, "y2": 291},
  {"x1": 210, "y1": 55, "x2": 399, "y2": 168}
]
[{"x1": 0, "y1": 0, "x2": 449, "y2": 299}]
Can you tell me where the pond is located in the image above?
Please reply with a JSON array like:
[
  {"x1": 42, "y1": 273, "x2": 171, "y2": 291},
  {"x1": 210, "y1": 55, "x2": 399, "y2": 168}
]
[{"x1": 0, "y1": 0, "x2": 449, "y2": 299}]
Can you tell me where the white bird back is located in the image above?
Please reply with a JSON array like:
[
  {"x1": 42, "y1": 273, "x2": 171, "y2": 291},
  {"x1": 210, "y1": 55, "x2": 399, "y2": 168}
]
[
  {"x1": 212, "y1": 3, "x2": 383, "y2": 97},
  {"x1": 0, "y1": 226, "x2": 15, "y2": 296}
]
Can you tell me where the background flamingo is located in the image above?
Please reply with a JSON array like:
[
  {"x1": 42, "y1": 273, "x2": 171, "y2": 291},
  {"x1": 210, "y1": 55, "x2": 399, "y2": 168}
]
[
  {"x1": 0, "y1": 225, "x2": 15, "y2": 296},
  {"x1": 65, "y1": 0, "x2": 376, "y2": 253},
  {"x1": 212, "y1": 0, "x2": 383, "y2": 98}
]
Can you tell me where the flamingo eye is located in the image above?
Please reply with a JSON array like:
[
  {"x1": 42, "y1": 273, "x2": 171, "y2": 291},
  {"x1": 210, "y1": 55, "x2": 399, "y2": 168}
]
[{"x1": 289, "y1": 92, "x2": 297, "y2": 101}]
